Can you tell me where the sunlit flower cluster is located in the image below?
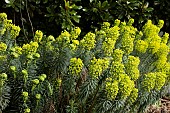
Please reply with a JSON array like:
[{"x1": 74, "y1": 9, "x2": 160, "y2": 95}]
[
  {"x1": 10, "y1": 46, "x2": 22, "y2": 58},
  {"x1": 0, "y1": 42, "x2": 7, "y2": 52},
  {"x1": 156, "y1": 43, "x2": 169, "y2": 58},
  {"x1": 34, "y1": 30, "x2": 43, "y2": 43},
  {"x1": 70, "y1": 27, "x2": 81, "y2": 40},
  {"x1": 80, "y1": 32, "x2": 96, "y2": 51},
  {"x1": 56, "y1": 30, "x2": 71, "y2": 44},
  {"x1": 105, "y1": 78, "x2": 119, "y2": 100},
  {"x1": 111, "y1": 49, "x2": 124, "y2": 62},
  {"x1": 102, "y1": 38, "x2": 116, "y2": 56},
  {"x1": 124, "y1": 56, "x2": 140, "y2": 80},
  {"x1": 126, "y1": 88, "x2": 138, "y2": 104},
  {"x1": 101, "y1": 22, "x2": 110, "y2": 31},
  {"x1": 142, "y1": 73, "x2": 156, "y2": 92},
  {"x1": 110, "y1": 61, "x2": 125, "y2": 80},
  {"x1": 69, "y1": 58, "x2": 83, "y2": 76},
  {"x1": 89, "y1": 57, "x2": 110, "y2": 79},
  {"x1": 143, "y1": 20, "x2": 162, "y2": 54},
  {"x1": 154, "y1": 72, "x2": 166, "y2": 90},
  {"x1": 121, "y1": 31, "x2": 134, "y2": 54},
  {"x1": 161, "y1": 32, "x2": 169, "y2": 44},
  {"x1": 135, "y1": 40, "x2": 148, "y2": 53},
  {"x1": 119, "y1": 74, "x2": 134, "y2": 99},
  {"x1": 22, "y1": 41, "x2": 39, "y2": 59}
]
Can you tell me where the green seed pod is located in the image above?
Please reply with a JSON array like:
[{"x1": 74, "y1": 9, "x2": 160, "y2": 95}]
[
  {"x1": 22, "y1": 91, "x2": 28, "y2": 97},
  {"x1": 32, "y1": 79, "x2": 39, "y2": 85},
  {"x1": 22, "y1": 69, "x2": 28, "y2": 75},
  {"x1": 35, "y1": 94, "x2": 41, "y2": 100},
  {"x1": 24, "y1": 108, "x2": 30, "y2": 113},
  {"x1": 1, "y1": 73, "x2": 7, "y2": 80},
  {"x1": 10, "y1": 66, "x2": 16, "y2": 71}
]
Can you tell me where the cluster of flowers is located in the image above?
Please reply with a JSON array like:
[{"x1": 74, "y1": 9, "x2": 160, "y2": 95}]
[
  {"x1": 69, "y1": 58, "x2": 84, "y2": 76},
  {"x1": 0, "y1": 13, "x2": 20, "y2": 38},
  {"x1": 124, "y1": 56, "x2": 140, "y2": 81},
  {"x1": 142, "y1": 72, "x2": 167, "y2": 92},
  {"x1": 89, "y1": 57, "x2": 110, "y2": 79}
]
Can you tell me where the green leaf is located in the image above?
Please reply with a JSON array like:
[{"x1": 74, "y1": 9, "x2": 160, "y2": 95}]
[{"x1": 72, "y1": 15, "x2": 81, "y2": 23}]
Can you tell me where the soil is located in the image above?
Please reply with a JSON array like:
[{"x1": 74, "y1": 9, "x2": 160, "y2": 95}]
[{"x1": 147, "y1": 97, "x2": 170, "y2": 113}]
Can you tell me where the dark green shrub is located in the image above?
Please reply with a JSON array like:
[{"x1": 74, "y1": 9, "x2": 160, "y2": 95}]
[{"x1": 1, "y1": 0, "x2": 170, "y2": 43}]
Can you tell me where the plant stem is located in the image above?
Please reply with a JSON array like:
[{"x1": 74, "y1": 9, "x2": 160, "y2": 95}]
[{"x1": 87, "y1": 85, "x2": 99, "y2": 113}]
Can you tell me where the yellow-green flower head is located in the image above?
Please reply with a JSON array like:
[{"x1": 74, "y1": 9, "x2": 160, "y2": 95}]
[
  {"x1": 33, "y1": 53, "x2": 40, "y2": 58},
  {"x1": 157, "y1": 20, "x2": 164, "y2": 29},
  {"x1": 47, "y1": 35, "x2": 55, "y2": 42},
  {"x1": 14, "y1": 46, "x2": 22, "y2": 55},
  {"x1": 39, "y1": 76, "x2": 45, "y2": 82},
  {"x1": 105, "y1": 79, "x2": 119, "y2": 100},
  {"x1": 105, "y1": 26, "x2": 120, "y2": 40},
  {"x1": 135, "y1": 40, "x2": 148, "y2": 53},
  {"x1": 156, "y1": 43, "x2": 169, "y2": 58},
  {"x1": 34, "y1": 30, "x2": 43, "y2": 42},
  {"x1": 69, "y1": 58, "x2": 83, "y2": 76},
  {"x1": 162, "y1": 32, "x2": 169, "y2": 44},
  {"x1": 89, "y1": 57, "x2": 109, "y2": 79},
  {"x1": 70, "y1": 40, "x2": 79, "y2": 51},
  {"x1": 32, "y1": 79, "x2": 39, "y2": 85},
  {"x1": 24, "y1": 108, "x2": 30, "y2": 113},
  {"x1": 70, "y1": 27, "x2": 81, "y2": 40},
  {"x1": 114, "y1": 19, "x2": 120, "y2": 26},
  {"x1": 22, "y1": 69, "x2": 28, "y2": 76},
  {"x1": 72, "y1": 40, "x2": 79, "y2": 45},
  {"x1": 155, "y1": 56, "x2": 167, "y2": 70},
  {"x1": 26, "y1": 54, "x2": 33, "y2": 60},
  {"x1": 30, "y1": 41, "x2": 39, "y2": 53},
  {"x1": 22, "y1": 43, "x2": 31, "y2": 54},
  {"x1": 0, "y1": 42, "x2": 7, "y2": 51},
  {"x1": 0, "y1": 28, "x2": 6, "y2": 35},
  {"x1": 148, "y1": 41, "x2": 160, "y2": 54},
  {"x1": 126, "y1": 88, "x2": 138, "y2": 104},
  {"x1": 56, "y1": 30, "x2": 71, "y2": 44},
  {"x1": 0, "y1": 73, "x2": 7, "y2": 80},
  {"x1": 0, "y1": 13, "x2": 7, "y2": 21},
  {"x1": 110, "y1": 61, "x2": 125, "y2": 79},
  {"x1": 126, "y1": 68, "x2": 140, "y2": 81},
  {"x1": 121, "y1": 36, "x2": 134, "y2": 55},
  {"x1": 102, "y1": 38, "x2": 116, "y2": 56},
  {"x1": 111, "y1": 49, "x2": 124, "y2": 62},
  {"x1": 119, "y1": 74, "x2": 134, "y2": 99},
  {"x1": 10, "y1": 25, "x2": 20, "y2": 39},
  {"x1": 11, "y1": 52, "x2": 19, "y2": 58},
  {"x1": 127, "y1": 18, "x2": 134, "y2": 26},
  {"x1": 142, "y1": 73, "x2": 156, "y2": 92},
  {"x1": 10, "y1": 66, "x2": 16, "y2": 71},
  {"x1": 155, "y1": 72, "x2": 166, "y2": 90},
  {"x1": 125, "y1": 56, "x2": 140, "y2": 69},
  {"x1": 69, "y1": 44, "x2": 76, "y2": 50},
  {"x1": 120, "y1": 21, "x2": 126, "y2": 28},
  {"x1": 4, "y1": 20, "x2": 12, "y2": 30},
  {"x1": 101, "y1": 22, "x2": 110, "y2": 31},
  {"x1": 96, "y1": 30, "x2": 106, "y2": 40},
  {"x1": 22, "y1": 91, "x2": 28, "y2": 97},
  {"x1": 35, "y1": 94, "x2": 41, "y2": 100},
  {"x1": 41, "y1": 74, "x2": 47, "y2": 79},
  {"x1": 0, "y1": 55, "x2": 6, "y2": 60},
  {"x1": 80, "y1": 32, "x2": 96, "y2": 51},
  {"x1": 74, "y1": 27, "x2": 81, "y2": 36}
]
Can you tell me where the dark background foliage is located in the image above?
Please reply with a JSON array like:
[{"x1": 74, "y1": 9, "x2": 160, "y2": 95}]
[{"x1": 0, "y1": 0, "x2": 170, "y2": 42}]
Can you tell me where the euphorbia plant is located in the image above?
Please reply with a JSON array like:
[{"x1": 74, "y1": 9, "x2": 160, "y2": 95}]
[{"x1": 0, "y1": 12, "x2": 170, "y2": 113}]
